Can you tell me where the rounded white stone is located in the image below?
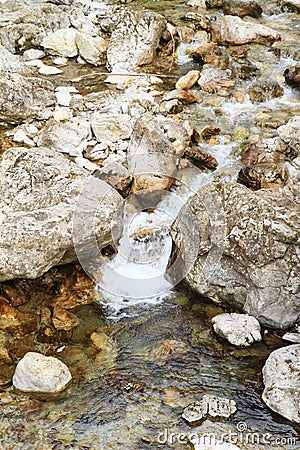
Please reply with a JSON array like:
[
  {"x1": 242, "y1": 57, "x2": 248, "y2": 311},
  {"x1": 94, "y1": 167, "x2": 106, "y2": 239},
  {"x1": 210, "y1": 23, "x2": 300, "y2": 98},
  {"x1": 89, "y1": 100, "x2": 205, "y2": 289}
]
[{"x1": 13, "y1": 352, "x2": 72, "y2": 394}]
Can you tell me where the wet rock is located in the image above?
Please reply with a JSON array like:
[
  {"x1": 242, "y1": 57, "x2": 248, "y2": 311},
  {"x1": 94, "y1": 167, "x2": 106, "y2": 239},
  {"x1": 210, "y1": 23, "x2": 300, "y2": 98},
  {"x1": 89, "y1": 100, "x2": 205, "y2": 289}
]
[
  {"x1": 182, "y1": 395, "x2": 237, "y2": 423},
  {"x1": 262, "y1": 344, "x2": 300, "y2": 423},
  {"x1": 146, "y1": 339, "x2": 188, "y2": 366},
  {"x1": 230, "y1": 58, "x2": 259, "y2": 79},
  {"x1": 223, "y1": 0, "x2": 263, "y2": 18},
  {"x1": 248, "y1": 81, "x2": 284, "y2": 102},
  {"x1": 238, "y1": 136, "x2": 297, "y2": 190},
  {"x1": 172, "y1": 182, "x2": 300, "y2": 329},
  {"x1": 128, "y1": 113, "x2": 190, "y2": 192},
  {"x1": 277, "y1": 116, "x2": 300, "y2": 154},
  {"x1": 13, "y1": 352, "x2": 72, "y2": 394},
  {"x1": 0, "y1": 44, "x2": 27, "y2": 73},
  {"x1": 198, "y1": 67, "x2": 235, "y2": 95},
  {"x1": 41, "y1": 28, "x2": 77, "y2": 57},
  {"x1": 75, "y1": 33, "x2": 107, "y2": 66},
  {"x1": 163, "y1": 99, "x2": 184, "y2": 114},
  {"x1": 210, "y1": 14, "x2": 281, "y2": 45},
  {"x1": 37, "y1": 117, "x2": 91, "y2": 157},
  {"x1": 185, "y1": 146, "x2": 218, "y2": 170},
  {"x1": 0, "y1": 304, "x2": 37, "y2": 335},
  {"x1": 90, "y1": 331, "x2": 114, "y2": 353},
  {"x1": 163, "y1": 89, "x2": 201, "y2": 104},
  {"x1": 0, "y1": 146, "x2": 122, "y2": 281},
  {"x1": 52, "y1": 306, "x2": 79, "y2": 331},
  {"x1": 0, "y1": 73, "x2": 55, "y2": 124},
  {"x1": 237, "y1": 164, "x2": 285, "y2": 190},
  {"x1": 184, "y1": 12, "x2": 210, "y2": 30},
  {"x1": 284, "y1": 66, "x2": 300, "y2": 89},
  {"x1": 106, "y1": 9, "x2": 166, "y2": 72},
  {"x1": 175, "y1": 70, "x2": 200, "y2": 90},
  {"x1": 212, "y1": 313, "x2": 262, "y2": 347},
  {"x1": 281, "y1": 0, "x2": 300, "y2": 13},
  {"x1": 206, "y1": 0, "x2": 223, "y2": 7},
  {"x1": 187, "y1": 42, "x2": 221, "y2": 65},
  {"x1": 0, "y1": 0, "x2": 70, "y2": 53}
]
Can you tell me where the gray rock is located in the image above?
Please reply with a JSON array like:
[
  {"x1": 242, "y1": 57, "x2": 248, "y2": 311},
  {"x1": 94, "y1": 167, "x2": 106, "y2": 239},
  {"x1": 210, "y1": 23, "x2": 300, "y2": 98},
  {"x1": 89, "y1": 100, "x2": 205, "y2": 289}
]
[
  {"x1": 13, "y1": 352, "x2": 72, "y2": 394},
  {"x1": 37, "y1": 117, "x2": 91, "y2": 156},
  {"x1": 38, "y1": 63, "x2": 63, "y2": 75},
  {"x1": 210, "y1": 14, "x2": 281, "y2": 45},
  {"x1": 0, "y1": 44, "x2": 26, "y2": 73},
  {"x1": 41, "y1": 28, "x2": 78, "y2": 57},
  {"x1": 212, "y1": 313, "x2": 262, "y2": 347},
  {"x1": 106, "y1": 9, "x2": 166, "y2": 72},
  {"x1": 282, "y1": 331, "x2": 300, "y2": 343},
  {"x1": 90, "y1": 112, "x2": 132, "y2": 145},
  {"x1": 22, "y1": 48, "x2": 45, "y2": 61},
  {"x1": 172, "y1": 183, "x2": 300, "y2": 329},
  {"x1": 0, "y1": 0, "x2": 71, "y2": 53},
  {"x1": 198, "y1": 67, "x2": 235, "y2": 95},
  {"x1": 76, "y1": 32, "x2": 107, "y2": 66},
  {"x1": 0, "y1": 73, "x2": 56, "y2": 124},
  {"x1": 0, "y1": 146, "x2": 122, "y2": 281},
  {"x1": 262, "y1": 344, "x2": 300, "y2": 423},
  {"x1": 128, "y1": 113, "x2": 190, "y2": 192},
  {"x1": 278, "y1": 116, "x2": 300, "y2": 155}
]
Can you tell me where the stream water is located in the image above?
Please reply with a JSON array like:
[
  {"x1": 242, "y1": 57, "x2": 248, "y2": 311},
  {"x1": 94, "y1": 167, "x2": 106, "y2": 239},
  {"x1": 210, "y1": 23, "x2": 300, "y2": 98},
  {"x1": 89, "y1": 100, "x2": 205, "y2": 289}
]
[{"x1": 0, "y1": 0, "x2": 300, "y2": 448}]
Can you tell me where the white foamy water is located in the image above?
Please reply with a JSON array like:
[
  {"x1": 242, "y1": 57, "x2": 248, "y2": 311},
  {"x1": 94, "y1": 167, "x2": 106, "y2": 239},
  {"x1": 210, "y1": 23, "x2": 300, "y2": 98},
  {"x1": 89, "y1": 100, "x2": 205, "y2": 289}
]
[
  {"x1": 96, "y1": 142, "x2": 239, "y2": 317},
  {"x1": 96, "y1": 42, "x2": 299, "y2": 317}
]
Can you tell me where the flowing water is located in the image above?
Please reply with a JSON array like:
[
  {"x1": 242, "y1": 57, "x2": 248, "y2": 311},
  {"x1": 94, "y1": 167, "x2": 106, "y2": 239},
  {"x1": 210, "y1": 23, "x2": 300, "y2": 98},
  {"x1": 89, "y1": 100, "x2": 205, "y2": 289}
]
[{"x1": 0, "y1": 0, "x2": 300, "y2": 448}]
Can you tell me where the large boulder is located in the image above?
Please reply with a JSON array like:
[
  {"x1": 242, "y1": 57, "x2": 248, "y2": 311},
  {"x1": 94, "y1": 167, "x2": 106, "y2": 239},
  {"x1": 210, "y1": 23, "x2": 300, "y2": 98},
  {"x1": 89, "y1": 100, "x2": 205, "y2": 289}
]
[
  {"x1": 262, "y1": 345, "x2": 300, "y2": 424},
  {"x1": 278, "y1": 116, "x2": 300, "y2": 154},
  {"x1": 0, "y1": 44, "x2": 27, "y2": 73},
  {"x1": 0, "y1": 73, "x2": 56, "y2": 124},
  {"x1": 0, "y1": 146, "x2": 122, "y2": 281},
  {"x1": 172, "y1": 183, "x2": 300, "y2": 329},
  {"x1": 106, "y1": 9, "x2": 167, "y2": 72},
  {"x1": 210, "y1": 14, "x2": 281, "y2": 45},
  {"x1": 0, "y1": 0, "x2": 71, "y2": 53},
  {"x1": 13, "y1": 352, "x2": 72, "y2": 394}
]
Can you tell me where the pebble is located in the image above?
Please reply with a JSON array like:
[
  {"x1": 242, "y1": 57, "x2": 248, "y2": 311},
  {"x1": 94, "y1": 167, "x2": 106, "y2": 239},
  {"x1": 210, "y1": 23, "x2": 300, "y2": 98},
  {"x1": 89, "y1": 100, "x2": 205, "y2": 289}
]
[
  {"x1": 38, "y1": 64, "x2": 63, "y2": 75},
  {"x1": 175, "y1": 70, "x2": 200, "y2": 90},
  {"x1": 55, "y1": 86, "x2": 78, "y2": 107},
  {"x1": 22, "y1": 49, "x2": 45, "y2": 61},
  {"x1": 13, "y1": 352, "x2": 72, "y2": 394},
  {"x1": 52, "y1": 56, "x2": 68, "y2": 66},
  {"x1": 13, "y1": 129, "x2": 35, "y2": 146}
]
